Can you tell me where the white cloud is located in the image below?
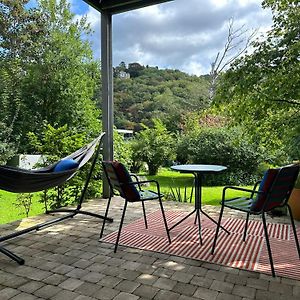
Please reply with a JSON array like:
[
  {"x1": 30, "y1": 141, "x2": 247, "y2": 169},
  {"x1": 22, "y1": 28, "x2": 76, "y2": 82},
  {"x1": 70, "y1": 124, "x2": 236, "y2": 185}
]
[{"x1": 77, "y1": 0, "x2": 273, "y2": 75}]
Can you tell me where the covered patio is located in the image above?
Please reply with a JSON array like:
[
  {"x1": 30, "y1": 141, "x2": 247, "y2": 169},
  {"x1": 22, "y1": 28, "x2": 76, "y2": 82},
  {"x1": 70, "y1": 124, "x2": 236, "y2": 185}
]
[
  {"x1": 1, "y1": 199, "x2": 299, "y2": 300},
  {"x1": 1, "y1": 1, "x2": 300, "y2": 299}
]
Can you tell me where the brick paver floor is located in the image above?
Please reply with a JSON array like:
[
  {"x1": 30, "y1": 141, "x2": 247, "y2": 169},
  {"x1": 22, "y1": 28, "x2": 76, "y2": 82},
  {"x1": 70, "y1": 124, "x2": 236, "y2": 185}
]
[{"x1": 0, "y1": 198, "x2": 300, "y2": 300}]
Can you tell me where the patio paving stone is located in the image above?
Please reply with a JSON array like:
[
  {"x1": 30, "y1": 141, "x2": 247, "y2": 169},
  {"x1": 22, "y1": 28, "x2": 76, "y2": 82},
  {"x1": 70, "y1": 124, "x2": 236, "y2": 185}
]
[
  {"x1": 190, "y1": 276, "x2": 213, "y2": 288},
  {"x1": 232, "y1": 284, "x2": 256, "y2": 299},
  {"x1": 115, "y1": 279, "x2": 140, "y2": 293},
  {"x1": 58, "y1": 277, "x2": 84, "y2": 291},
  {"x1": 153, "y1": 289, "x2": 181, "y2": 300},
  {"x1": 11, "y1": 292, "x2": 39, "y2": 300},
  {"x1": 94, "y1": 286, "x2": 119, "y2": 299},
  {"x1": 193, "y1": 286, "x2": 218, "y2": 299},
  {"x1": 74, "y1": 281, "x2": 102, "y2": 296},
  {"x1": 170, "y1": 270, "x2": 194, "y2": 283},
  {"x1": 225, "y1": 274, "x2": 247, "y2": 286},
  {"x1": 0, "y1": 198, "x2": 300, "y2": 299},
  {"x1": 133, "y1": 284, "x2": 159, "y2": 298},
  {"x1": 98, "y1": 275, "x2": 122, "y2": 288},
  {"x1": 42, "y1": 274, "x2": 67, "y2": 286},
  {"x1": 210, "y1": 280, "x2": 234, "y2": 293},
  {"x1": 1, "y1": 287, "x2": 21, "y2": 300},
  {"x1": 136, "y1": 274, "x2": 158, "y2": 285},
  {"x1": 19, "y1": 281, "x2": 45, "y2": 294},
  {"x1": 113, "y1": 292, "x2": 139, "y2": 300},
  {"x1": 216, "y1": 293, "x2": 242, "y2": 300},
  {"x1": 172, "y1": 281, "x2": 197, "y2": 296},
  {"x1": 152, "y1": 277, "x2": 177, "y2": 290},
  {"x1": 33, "y1": 284, "x2": 62, "y2": 298}
]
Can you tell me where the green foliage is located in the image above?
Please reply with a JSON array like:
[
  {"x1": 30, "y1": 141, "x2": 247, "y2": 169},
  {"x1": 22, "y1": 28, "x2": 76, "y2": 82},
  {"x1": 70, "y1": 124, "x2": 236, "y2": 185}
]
[
  {"x1": 131, "y1": 119, "x2": 175, "y2": 175},
  {"x1": 0, "y1": 0, "x2": 101, "y2": 154},
  {"x1": 215, "y1": 0, "x2": 300, "y2": 162},
  {"x1": 113, "y1": 129, "x2": 133, "y2": 169},
  {"x1": 0, "y1": 1, "x2": 48, "y2": 156},
  {"x1": 14, "y1": 193, "x2": 33, "y2": 218},
  {"x1": 27, "y1": 124, "x2": 102, "y2": 210},
  {"x1": 0, "y1": 0, "x2": 47, "y2": 61},
  {"x1": 169, "y1": 183, "x2": 194, "y2": 203},
  {"x1": 113, "y1": 64, "x2": 210, "y2": 132},
  {"x1": 177, "y1": 126, "x2": 265, "y2": 185},
  {"x1": 20, "y1": 0, "x2": 100, "y2": 147}
]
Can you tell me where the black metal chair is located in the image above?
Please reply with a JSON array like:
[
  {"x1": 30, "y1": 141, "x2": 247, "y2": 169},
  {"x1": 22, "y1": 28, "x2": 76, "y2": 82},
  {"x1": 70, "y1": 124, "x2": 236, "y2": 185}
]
[
  {"x1": 211, "y1": 164, "x2": 300, "y2": 277},
  {"x1": 100, "y1": 160, "x2": 171, "y2": 252}
]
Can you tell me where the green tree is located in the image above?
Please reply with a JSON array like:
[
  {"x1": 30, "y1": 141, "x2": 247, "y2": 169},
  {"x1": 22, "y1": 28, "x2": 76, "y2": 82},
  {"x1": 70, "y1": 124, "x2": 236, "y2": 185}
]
[
  {"x1": 131, "y1": 119, "x2": 175, "y2": 175},
  {"x1": 216, "y1": 0, "x2": 300, "y2": 161},
  {"x1": 0, "y1": 0, "x2": 101, "y2": 154},
  {"x1": 0, "y1": 0, "x2": 46, "y2": 61},
  {"x1": 20, "y1": 0, "x2": 100, "y2": 147},
  {"x1": 0, "y1": 0, "x2": 47, "y2": 161}
]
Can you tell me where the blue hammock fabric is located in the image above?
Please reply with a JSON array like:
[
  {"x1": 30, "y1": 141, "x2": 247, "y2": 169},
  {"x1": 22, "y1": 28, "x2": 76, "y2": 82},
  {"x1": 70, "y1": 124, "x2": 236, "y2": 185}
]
[{"x1": 0, "y1": 133, "x2": 104, "y2": 193}]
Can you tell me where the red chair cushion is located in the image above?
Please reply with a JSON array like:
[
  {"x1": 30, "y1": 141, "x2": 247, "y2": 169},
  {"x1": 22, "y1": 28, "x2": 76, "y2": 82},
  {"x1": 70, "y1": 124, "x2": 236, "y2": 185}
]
[
  {"x1": 251, "y1": 168, "x2": 279, "y2": 212},
  {"x1": 111, "y1": 161, "x2": 140, "y2": 202}
]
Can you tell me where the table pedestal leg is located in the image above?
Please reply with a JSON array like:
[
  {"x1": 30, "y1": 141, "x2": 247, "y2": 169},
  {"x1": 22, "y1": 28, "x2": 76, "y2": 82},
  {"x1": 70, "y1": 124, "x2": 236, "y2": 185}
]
[
  {"x1": 195, "y1": 173, "x2": 230, "y2": 235},
  {"x1": 168, "y1": 170, "x2": 230, "y2": 244},
  {"x1": 195, "y1": 209, "x2": 203, "y2": 244}
]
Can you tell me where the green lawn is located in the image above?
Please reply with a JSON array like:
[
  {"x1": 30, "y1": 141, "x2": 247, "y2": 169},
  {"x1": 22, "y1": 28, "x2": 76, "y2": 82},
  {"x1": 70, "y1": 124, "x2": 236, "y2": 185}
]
[
  {"x1": 0, "y1": 191, "x2": 44, "y2": 225},
  {"x1": 144, "y1": 168, "x2": 251, "y2": 206},
  {"x1": 0, "y1": 168, "x2": 251, "y2": 225}
]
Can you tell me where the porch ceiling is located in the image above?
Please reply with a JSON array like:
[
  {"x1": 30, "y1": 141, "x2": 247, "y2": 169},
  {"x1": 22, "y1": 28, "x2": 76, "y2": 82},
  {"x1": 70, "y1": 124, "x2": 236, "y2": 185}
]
[{"x1": 83, "y1": 0, "x2": 173, "y2": 14}]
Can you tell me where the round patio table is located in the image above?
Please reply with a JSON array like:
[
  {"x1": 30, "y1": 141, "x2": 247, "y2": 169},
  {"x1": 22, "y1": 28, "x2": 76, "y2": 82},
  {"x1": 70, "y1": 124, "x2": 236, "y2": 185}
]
[{"x1": 170, "y1": 164, "x2": 229, "y2": 244}]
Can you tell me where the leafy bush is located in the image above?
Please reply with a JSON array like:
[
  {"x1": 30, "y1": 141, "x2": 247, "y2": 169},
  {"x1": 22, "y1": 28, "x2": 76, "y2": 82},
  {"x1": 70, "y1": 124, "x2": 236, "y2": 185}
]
[
  {"x1": 177, "y1": 126, "x2": 265, "y2": 185},
  {"x1": 113, "y1": 129, "x2": 133, "y2": 169},
  {"x1": 130, "y1": 119, "x2": 175, "y2": 175},
  {"x1": 27, "y1": 124, "x2": 102, "y2": 210}
]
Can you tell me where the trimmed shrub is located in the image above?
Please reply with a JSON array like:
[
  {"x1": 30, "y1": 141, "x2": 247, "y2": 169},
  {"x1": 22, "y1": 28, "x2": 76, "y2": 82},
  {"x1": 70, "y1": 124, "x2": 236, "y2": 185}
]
[{"x1": 176, "y1": 127, "x2": 265, "y2": 185}]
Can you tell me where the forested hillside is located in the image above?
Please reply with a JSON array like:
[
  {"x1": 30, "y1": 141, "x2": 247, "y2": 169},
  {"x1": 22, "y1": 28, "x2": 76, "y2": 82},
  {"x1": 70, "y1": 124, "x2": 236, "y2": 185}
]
[{"x1": 112, "y1": 63, "x2": 210, "y2": 132}]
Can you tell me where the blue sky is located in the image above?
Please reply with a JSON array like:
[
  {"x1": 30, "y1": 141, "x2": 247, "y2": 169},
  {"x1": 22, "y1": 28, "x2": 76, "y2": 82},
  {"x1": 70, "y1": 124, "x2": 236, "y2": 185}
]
[{"x1": 33, "y1": 0, "x2": 273, "y2": 75}]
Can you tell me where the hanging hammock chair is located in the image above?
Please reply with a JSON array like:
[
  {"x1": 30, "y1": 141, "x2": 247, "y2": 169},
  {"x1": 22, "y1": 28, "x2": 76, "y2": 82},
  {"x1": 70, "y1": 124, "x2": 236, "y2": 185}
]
[{"x1": 0, "y1": 134, "x2": 102, "y2": 193}]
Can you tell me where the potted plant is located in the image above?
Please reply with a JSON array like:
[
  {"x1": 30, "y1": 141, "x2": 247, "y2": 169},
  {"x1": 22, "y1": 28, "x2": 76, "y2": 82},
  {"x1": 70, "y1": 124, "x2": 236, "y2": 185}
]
[{"x1": 288, "y1": 172, "x2": 300, "y2": 220}]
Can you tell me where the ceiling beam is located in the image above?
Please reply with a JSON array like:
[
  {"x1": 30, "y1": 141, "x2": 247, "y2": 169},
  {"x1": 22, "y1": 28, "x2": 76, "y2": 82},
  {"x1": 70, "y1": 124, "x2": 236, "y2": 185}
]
[{"x1": 83, "y1": 0, "x2": 173, "y2": 14}]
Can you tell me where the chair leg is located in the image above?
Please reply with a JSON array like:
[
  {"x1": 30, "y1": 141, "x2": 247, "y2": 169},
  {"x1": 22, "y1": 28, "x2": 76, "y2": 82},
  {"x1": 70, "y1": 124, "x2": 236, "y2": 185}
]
[
  {"x1": 100, "y1": 196, "x2": 112, "y2": 239},
  {"x1": 243, "y1": 212, "x2": 250, "y2": 242},
  {"x1": 262, "y1": 212, "x2": 276, "y2": 277},
  {"x1": 114, "y1": 201, "x2": 128, "y2": 253},
  {"x1": 211, "y1": 204, "x2": 225, "y2": 255},
  {"x1": 142, "y1": 201, "x2": 148, "y2": 229},
  {"x1": 158, "y1": 197, "x2": 171, "y2": 244},
  {"x1": 287, "y1": 204, "x2": 300, "y2": 258}
]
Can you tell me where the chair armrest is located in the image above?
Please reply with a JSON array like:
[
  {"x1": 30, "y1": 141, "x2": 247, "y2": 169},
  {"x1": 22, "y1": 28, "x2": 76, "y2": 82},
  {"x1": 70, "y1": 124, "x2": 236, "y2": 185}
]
[
  {"x1": 130, "y1": 173, "x2": 139, "y2": 181},
  {"x1": 222, "y1": 186, "x2": 263, "y2": 203},
  {"x1": 129, "y1": 174, "x2": 141, "y2": 190},
  {"x1": 125, "y1": 179, "x2": 162, "y2": 196},
  {"x1": 251, "y1": 180, "x2": 262, "y2": 198}
]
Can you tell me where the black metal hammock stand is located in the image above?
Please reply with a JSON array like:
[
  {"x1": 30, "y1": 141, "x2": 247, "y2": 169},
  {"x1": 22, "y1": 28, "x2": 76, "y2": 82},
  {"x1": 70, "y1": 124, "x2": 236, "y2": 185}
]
[{"x1": 0, "y1": 132, "x2": 113, "y2": 265}]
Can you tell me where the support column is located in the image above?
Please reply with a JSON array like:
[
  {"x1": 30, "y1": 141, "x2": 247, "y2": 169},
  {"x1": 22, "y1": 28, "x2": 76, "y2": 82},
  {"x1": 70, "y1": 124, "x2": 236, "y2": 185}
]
[{"x1": 101, "y1": 12, "x2": 113, "y2": 198}]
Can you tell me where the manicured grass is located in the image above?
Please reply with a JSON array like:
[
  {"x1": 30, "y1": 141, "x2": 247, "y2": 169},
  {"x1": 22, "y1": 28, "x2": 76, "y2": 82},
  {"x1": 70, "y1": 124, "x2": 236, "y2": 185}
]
[{"x1": 0, "y1": 191, "x2": 44, "y2": 225}]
